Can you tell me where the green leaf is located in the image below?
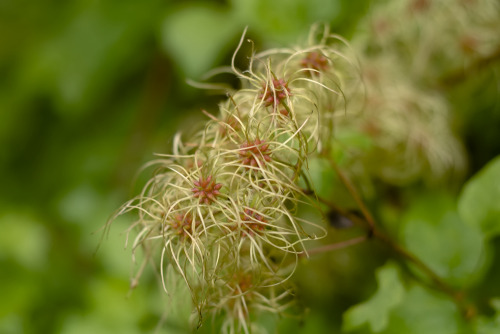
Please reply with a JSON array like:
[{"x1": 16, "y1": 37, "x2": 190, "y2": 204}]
[
  {"x1": 23, "y1": 0, "x2": 163, "y2": 116},
  {"x1": 458, "y1": 156, "x2": 500, "y2": 239},
  {"x1": 161, "y1": 4, "x2": 241, "y2": 78},
  {"x1": 344, "y1": 263, "x2": 462, "y2": 334},
  {"x1": 59, "y1": 277, "x2": 149, "y2": 334},
  {"x1": 342, "y1": 262, "x2": 405, "y2": 333},
  {"x1": 0, "y1": 210, "x2": 49, "y2": 269},
  {"x1": 332, "y1": 128, "x2": 374, "y2": 163},
  {"x1": 383, "y1": 285, "x2": 460, "y2": 334},
  {"x1": 401, "y1": 192, "x2": 486, "y2": 286},
  {"x1": 231, "y1": 0, "x2": 340, "y2": 45},
  {"x1": 304, "y1": 157, "x2": 356, "y2": 208},
  {"x1": 474, "y1": 299, "x2": 500, "y2": 334}
]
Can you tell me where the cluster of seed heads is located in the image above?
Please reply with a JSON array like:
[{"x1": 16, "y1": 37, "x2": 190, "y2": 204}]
[{"x1": 109, "y1": 25, "x2": 359, "y2": 332}]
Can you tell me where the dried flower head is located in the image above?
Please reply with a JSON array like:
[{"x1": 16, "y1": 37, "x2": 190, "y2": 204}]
[
  {"x1": 239, "y1": 138, "x2": 272, "y2": 168},
  {"x1": 192, "y1": 175, "x2": 223, "y2": 205},
  {"x1": 169, "y1": 212, "x2": 197, "y2": 239},
  {"x1": 239, "y1": 208, "x2": 267, "y2": 236},
  {"x1": 259, "y1": 78, "x2": 291, "y2": 108},
  {"x1": 301, "y1": 51, "x2": 330, "y2": 72}
]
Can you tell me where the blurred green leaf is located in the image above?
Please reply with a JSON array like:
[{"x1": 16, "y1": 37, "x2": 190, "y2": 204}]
[
  {"x1": 161, "y1": 4, "x2": 241, "y2": 78},
  {"x1": 20, "y1": 0, "x2": 163, "y2": 116},
  {"x1": 383, "y1": 285, "x2": 460, "y2": 334},
  {"x1": 474, "y1": 299, "x2": 500, "y2": 334},
  {"x1": 231, "y1": 0, "x2": 340, "y2": 45},
  {"x1": 306, "y1": 158, "x2": 336, "y2": 199},
  {"x1": 0, "y1": 314, "x2": 23, "y2": 334},
  {"x1": 342, "y1": 262, "x2": 405, "y2": 333},
  {"x1": 0, "y1": 210, "x2": 49, "y2": 269},
  {"x1": 303, "y1": 157, "x2": 358, "y2": 209},
  {"x1": 458, "y1": 155, "x2": 500, "y2": 239},
  {"x1": 343, "y1": 262, "x2": 461, "y2": 334},
  {"x1": 0, "y1": 268, "x2": 39, "y2": 319},
  {"x1": 59, "y1": 277, "x2": 147, "y2": 334},
  {"x1": 402, "y1": 192, "x2": 486, "y2": 286},
  {"x1": 333, "y1": 129, "x2": 374, "y2": 163}
]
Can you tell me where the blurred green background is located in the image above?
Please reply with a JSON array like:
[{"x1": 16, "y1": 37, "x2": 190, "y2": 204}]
[{"x1": 0, "y1": 0, "x2": 372, "y2": 333}]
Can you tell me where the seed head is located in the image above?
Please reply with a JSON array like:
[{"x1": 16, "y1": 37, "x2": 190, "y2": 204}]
[
  {"x1": 301, "y1": 51, "x2": 329, "y2": 72},
  {"x1": 259, "y1": 78, "x2": 291, "y2": 107},
  {"x1": 169, "y1": 212, "x2": 197, "y2": 239},
  {"x1": 460, "y1": 35, "x2": 478, "y2": 55},
  {"x1": 219, "y1": 115, "x2": 241, "y2": 136},
  {"x1": 239, "y1": 208, "x2": 266, "y2": 236},
  {"x1": 231, "y1": 272, "x2": 254, "y2": 300},
  {"x1": 279, "y1": 108, "x2": 289, "y2": 117},
  {"x1": 239, "y1": 138, "x2": 272, "y2": 168},
  {"x1": 192, "y1": 175, "x2": 223, "y2": 205}
]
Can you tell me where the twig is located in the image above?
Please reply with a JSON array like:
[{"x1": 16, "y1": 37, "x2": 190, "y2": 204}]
[{"x1": 325, "y1": 155, "x2": 375, "y2": 231}]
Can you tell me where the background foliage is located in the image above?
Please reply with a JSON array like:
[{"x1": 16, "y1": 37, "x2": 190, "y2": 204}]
[{"x1": 1, "y1": 0, "x2": 499, "y2": 333}]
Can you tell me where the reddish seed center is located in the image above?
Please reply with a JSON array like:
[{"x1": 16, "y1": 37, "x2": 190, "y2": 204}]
[
  {"x1": 239, "y1": 138, "x2": 272, "y2": 168},
  {"x1": 301, "y1": 52, "x2": 329, "y2": 72},
  {"x1": 259, "y1": 78, "x2": 291, "y2": 107},
  {"x1": 191, "y1": 175, "x2": 223, "y2": 205},
  {"x1": 220, "y1": 115, "x2": 241, "y2": 136},
  {"x1": 170, "y1": 212, "x2": 195, "y2": 238},
  {"x1": 239, "y1": 208, "x2": 266, "y2": 235}
]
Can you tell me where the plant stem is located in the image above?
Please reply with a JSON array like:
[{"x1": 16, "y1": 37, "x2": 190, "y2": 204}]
[
  {"x1": 326, "y1": 156, "x2": 375, "y2": 231},
  {"x1": 313, "y1": 154, "x2": 477, "y2": 318}
]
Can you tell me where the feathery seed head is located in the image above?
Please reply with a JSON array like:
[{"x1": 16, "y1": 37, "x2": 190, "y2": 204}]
[
  {"x1": 219, "y1": 115, "x2": 241, "y2": 137},
  {"x1": 279, "y1": 108, "x2": 289, "y2": 117},
  {"x1": 301, "y1": 51, "x2": 330, "y2": 73},
  {"x1": 239, "y1": 208, "x2": 267, "y2": 236},
  {"x1": 169, "y1": 211, "x2": 197, "y2": 239},
  {"x1": 192, "y1": 175, "x2": 223, "y2": 205},
  {"x1": 233, "y1": 272, "x2": 253, "y2": 295},
  {"x1": 239, "y1": 138, "x2": 272, "y2": 168},
  {"x1": 259, "y1": 78, "x2": 291, "y2": 108}
]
